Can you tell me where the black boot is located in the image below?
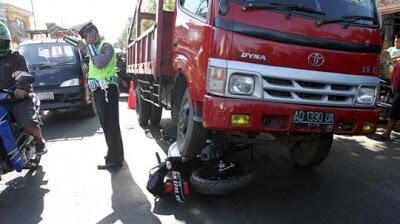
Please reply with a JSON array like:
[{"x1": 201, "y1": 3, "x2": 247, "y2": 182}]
[
  {"x1": 97, "y1": 161, "x2": 123, "y2": 170},
  {"x1": 35, "y1": 142, "x2": 48, "y2": 156}
]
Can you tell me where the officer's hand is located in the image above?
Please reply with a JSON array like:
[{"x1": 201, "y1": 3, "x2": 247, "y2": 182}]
[
  {"x1": 14, "y1": 89, "x2": 28, "y2": 99},
  {"x1": 77, "y1": 40, "x2": 87, "y2": 55}
]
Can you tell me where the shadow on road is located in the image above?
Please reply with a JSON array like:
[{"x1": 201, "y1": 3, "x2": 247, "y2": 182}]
[
  {"x1": 0, "y1": 167, "x2": 49, "y2": 224},
  {"x1": 97, "y1": 163, "x2": 161, "y2": 224},
  {"x1": 145, "y1": 118, "x2": 177, "y2": 154},
  {"x1": 41, "y1": 108, "x2": 101, "y2": 141}
]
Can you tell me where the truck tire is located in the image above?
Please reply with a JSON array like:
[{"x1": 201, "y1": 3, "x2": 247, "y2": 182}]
[
  {"x1": 189, "y1": 164, "x2": 256, "y2": 195},
  {"x1": 135, "y1": 84, "x2": 151, "y2": 126},
  {"x1": 176, "y1": 89, "x2": 208, "y2": 158},
  {"x1": 288, "y1": 134, "x2": 333, "y2": 168},
  {"x1": 150, "y1": 104, "x2": 162, "y2": 125}
]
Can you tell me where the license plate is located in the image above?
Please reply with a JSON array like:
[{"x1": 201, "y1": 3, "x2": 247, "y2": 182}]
[
  {"x1": 172, "y1": 170, "x2": 185, "y2": 203},
  {"x1": 36, "y1": 92, "x2": 54, "y2": 101},
  {"x1": 293, "y1": 110, "x2": 335, "y2": 131}
]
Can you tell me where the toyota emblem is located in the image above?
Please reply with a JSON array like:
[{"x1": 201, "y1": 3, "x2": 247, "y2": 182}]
[{"x1": 308, "y1": 53, "x2": 324, "y2": 67}]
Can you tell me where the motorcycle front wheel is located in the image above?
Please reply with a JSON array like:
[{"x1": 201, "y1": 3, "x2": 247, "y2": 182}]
[{"x1": 189, "y1": 163, "x2": 256, "y2": 195}]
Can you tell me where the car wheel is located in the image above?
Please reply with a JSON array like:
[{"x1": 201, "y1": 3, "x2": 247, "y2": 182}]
[{"x1": 83, "y1": 102, "x2": 96, "y2": 118}]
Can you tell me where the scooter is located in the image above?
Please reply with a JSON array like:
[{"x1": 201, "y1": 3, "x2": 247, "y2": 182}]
[
  {"x1": 0, "y1": 76, "x2": 42, "y2": 180},
  {"x1": 147, "y1": 139, "x2": 257, "y2": 203}
]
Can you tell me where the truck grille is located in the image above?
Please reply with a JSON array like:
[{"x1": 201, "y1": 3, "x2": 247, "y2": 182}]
[{"x1": 262, "y1": 77, "x2": 358, "y2": 107}]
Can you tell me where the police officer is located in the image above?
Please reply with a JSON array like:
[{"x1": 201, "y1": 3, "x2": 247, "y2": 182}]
[
  {"x1": 63, "y1": 22, "x2": 124, "y2": 169},
  {"x1": 0, "y1": 22, "x2": 47, "y2": 155}
]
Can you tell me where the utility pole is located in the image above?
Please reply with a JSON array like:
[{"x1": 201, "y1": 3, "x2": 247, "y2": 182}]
[{"x1": 30, "y1": 0, "x2": 37, "y2": 30}]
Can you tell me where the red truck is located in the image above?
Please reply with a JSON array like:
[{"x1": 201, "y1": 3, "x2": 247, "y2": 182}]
[{"x1": 127, "y1": 0, "x2": 381, "y2": 193}]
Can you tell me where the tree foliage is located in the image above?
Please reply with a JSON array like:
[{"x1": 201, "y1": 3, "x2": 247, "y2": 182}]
[
  {"x1": 114, "y1": 16, "x2": 132, "y2": 50},
  {"x1": 115, "y1": 0, "x2": 175, "y2": 49},
  {"x1": 141, "y1": 0, "x2": 175, "y2": 34}
]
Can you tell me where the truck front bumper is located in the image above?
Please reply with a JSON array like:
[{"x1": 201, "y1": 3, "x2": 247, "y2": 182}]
[{"x1": 203, "y1": 95, "x2": 379, "y2": 135}]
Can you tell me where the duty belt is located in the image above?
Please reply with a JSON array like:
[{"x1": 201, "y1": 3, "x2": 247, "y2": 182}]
[{"x1": 88, "y1": 76, "x2": 118, "y2": 90}]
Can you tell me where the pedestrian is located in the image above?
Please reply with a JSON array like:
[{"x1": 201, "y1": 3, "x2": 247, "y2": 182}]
[
  {"x1": 387, "y1": 35, "x2": 400, "y2": 63},
  {"x1": 61, "y1": 21, "x2": 124, "y2": 169},
  {"x1": 380, "y1": 61, "x2": 400, "y2": 140}
]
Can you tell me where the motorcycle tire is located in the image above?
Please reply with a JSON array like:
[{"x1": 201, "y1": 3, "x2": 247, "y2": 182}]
[{"x1": 189, "y1": 164, "x2": 256, "y2": 195}]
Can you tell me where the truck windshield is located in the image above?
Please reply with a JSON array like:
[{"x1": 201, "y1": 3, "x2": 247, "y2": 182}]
[
  {"x1": 19, "y1": 43, "x2": 79, "y2": 67},
  {"x1": 241, "y1": 0, "x2": 378, "y2": 26}
]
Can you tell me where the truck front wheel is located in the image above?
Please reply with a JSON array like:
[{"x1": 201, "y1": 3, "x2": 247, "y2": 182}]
[
  {"x1": 135, "y1": 84, "x2": 151, "y2": 126},
  {"x1": 176, "y1": 89, "x2": 208, "y2": 158},
  {"x1": 288, "y1": 134, "x2": 333, "y2": 168}
]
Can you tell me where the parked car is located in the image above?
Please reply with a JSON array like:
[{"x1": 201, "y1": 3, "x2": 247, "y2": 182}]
[{"x1": 17, "y1": 39, "x2": 95, "y2": 117}]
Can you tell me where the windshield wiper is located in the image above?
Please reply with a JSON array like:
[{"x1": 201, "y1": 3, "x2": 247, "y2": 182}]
[
  {"x1": 317, "y1": 15, "x2": 376, "y2": 27},
  {"x1": 242, "y1": 1, "x2": 325, "y2": 16}
]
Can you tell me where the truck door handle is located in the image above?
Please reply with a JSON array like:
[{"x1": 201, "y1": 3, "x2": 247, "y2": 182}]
[{"x1": 173, "y1": 39, "x2": 178, "y2": 49}]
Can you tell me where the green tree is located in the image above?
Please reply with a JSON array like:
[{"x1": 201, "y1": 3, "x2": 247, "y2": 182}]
[
  {"x1": 141, "y1": 0, "x2": 175, "y2": 33},
  {"x1": 114, "y1": 16, "x2": 132, "y2": 50},
  {"x1": 122, "y1": 0, "x2": 175, "y2": 43}
]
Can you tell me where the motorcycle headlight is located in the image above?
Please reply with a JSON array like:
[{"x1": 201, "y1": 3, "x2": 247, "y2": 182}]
[
  {"x1": 356, "y1": 87, "x2": 376, "y2": 105},
  {"x1": 60, "y1": 78, "x2": 79, "y2": 87},
  {"x1": 207, "y1": 67, "x2": 227, "y2": 95},
  {"x1": 229, "y1": 74, "x2": 255, "y2": 96}
]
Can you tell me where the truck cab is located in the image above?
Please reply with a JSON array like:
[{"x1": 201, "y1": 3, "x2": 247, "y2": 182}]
[{"x1": 127, "y1": 0, "x2": 381, "y2": 167}]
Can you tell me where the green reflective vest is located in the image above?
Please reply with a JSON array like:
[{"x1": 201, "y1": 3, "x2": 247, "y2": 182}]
[{"x1": 88, "y1": 41, "x2": 117, "y2": 89}]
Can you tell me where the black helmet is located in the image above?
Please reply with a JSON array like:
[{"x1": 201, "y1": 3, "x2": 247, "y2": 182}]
[{"x1": 0, "y1": 21, "x2": 11, "y2": 57}]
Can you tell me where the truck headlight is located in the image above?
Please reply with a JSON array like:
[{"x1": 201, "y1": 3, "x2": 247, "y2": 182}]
[
  {"x1": 229, "y1": 74, "x2": 255, "y2": 95},
  {"x1": 356, "y1": 87, "x2": 376, "y2": 105},
  {"x1": 207, "y1": 67, "x2": 227, "y2": 95},
  {"x1": 60, "y1": 78, "x2": 79, "y2": 87}
]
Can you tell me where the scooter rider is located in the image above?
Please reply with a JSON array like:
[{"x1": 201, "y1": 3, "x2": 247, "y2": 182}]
[
  {"x1": 0, "y1": 22, "x2": 47, "y2": 155},
  {"x1": 61, "y1": 21, "x2": 125, "y2": 170}
]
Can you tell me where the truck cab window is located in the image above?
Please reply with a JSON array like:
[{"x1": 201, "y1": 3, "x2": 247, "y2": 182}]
[{"x1": 181, "y1": 0, "x2": 209, "y2": 19}]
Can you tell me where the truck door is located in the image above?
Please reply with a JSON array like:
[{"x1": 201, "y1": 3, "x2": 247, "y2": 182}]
[{"x1": 173, "y1": 0, "x2": 211, "y2": 101}]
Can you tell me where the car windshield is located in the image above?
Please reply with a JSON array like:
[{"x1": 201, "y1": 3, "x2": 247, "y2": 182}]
[
  {"x1": 19, "y1": 43, "x2": 79, "y2": 66},
  {"x1": 240, "y1": 0, "x2": 378, "y2": 26}
]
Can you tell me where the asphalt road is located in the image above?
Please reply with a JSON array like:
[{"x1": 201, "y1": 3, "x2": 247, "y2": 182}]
[{"x1": 1, "y1": 96, "x2": 400, "y2": 224}]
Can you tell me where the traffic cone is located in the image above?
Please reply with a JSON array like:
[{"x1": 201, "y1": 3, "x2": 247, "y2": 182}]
[{"x1": 128, "y1": 81, "x2": 136, "y2": 109}]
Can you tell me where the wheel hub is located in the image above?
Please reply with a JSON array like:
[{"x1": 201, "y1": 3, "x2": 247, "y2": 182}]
[{"x1": 178, "y1": 100, "x2": 190, "y2": 139}]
